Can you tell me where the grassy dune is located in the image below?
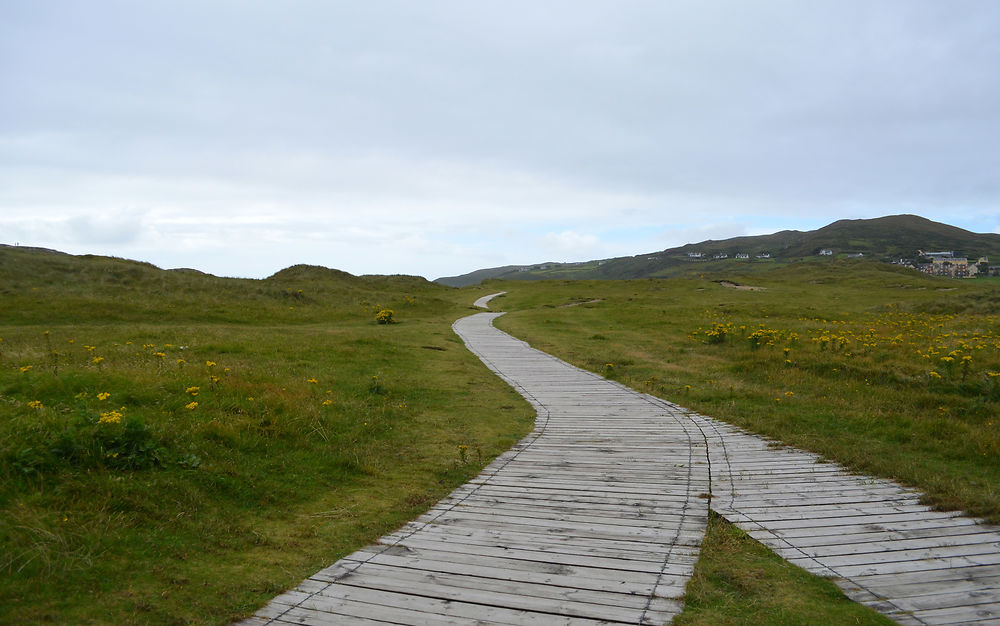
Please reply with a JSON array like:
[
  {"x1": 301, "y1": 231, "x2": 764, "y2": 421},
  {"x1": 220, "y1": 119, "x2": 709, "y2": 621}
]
[{"x1": 0, "y1": 248, "x2": 534, "y2": 623}]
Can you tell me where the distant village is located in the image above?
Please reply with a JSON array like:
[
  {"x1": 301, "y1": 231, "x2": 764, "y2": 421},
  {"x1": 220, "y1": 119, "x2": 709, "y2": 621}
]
[
  {"x1": 894, "y1": 250, "x2": 995, "y2": 278},
  {"x1": 679, "y1": 249, "x2": 996, "y2": 278},
  {"x1": 507, "y1": 248, "x2": 997, "y2": 279}
]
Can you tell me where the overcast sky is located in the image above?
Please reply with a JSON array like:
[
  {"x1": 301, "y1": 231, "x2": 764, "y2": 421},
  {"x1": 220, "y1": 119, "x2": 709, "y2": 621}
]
[{"x1": 2, "y1": 1, "x2": 999, "y2": 279}]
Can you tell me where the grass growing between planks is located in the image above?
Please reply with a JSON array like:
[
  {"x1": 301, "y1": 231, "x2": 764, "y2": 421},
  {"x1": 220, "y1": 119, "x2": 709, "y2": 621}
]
[
  {"x1": 0, "y1": 248, "x2": 534, "y2": 624},
  {"x1": 491, "y1": 260, "x2": 1000, "y2": 523},
  {"x1": 675, "y1": 513, "x2": 895, "y2": 625}
]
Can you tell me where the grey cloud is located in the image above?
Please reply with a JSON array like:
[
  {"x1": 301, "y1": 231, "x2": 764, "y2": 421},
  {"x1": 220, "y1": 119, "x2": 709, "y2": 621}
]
[{"x1": 1, "y1": 1, "x2": 999, "y2": 277}]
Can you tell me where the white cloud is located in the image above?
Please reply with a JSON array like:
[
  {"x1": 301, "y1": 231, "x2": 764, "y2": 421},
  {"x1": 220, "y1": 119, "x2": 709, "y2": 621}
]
[
  {"x1": 2, "y1": 2, "x2": 999, "y2": 278},
  {"x1": 542, "y1": 231, "x2": 603, "y2": 259}
]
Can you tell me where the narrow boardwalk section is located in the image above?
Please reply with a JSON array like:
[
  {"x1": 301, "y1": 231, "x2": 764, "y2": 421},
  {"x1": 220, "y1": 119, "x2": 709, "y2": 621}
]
[
  {"x1": 691, "y1": 412, "x2": 1000, "y2": 625},
  {"x1": 243, "y1": 309, "x2": 710, "y2": 625}
]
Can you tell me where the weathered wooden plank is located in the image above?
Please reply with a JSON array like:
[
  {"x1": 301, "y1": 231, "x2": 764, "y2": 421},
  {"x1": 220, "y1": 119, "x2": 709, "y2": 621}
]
[
  {"x1": 380, "y1": 524, "x2": 705, "y2": 562},
  {"x1": 787, "y1": 531, "x2": 1000, "y2": 558},
  {"x1": 425, "y1": 501, "x2": 700, "y2": 527},
  {"x1": 849, "y1": 567, "x2": 1000, "y2": 592},
  {"x1": 343, "y1": 545, "x2": 690, "y2": 584},
  {"x1": 325, "y1": 564, "x2": 682, "y2": 622},
  {"x1": 908, "y1": 601, "x2": 1000, "y2": 624},
  {"x1": 724, "y1": 509, "x2": 970, "y2": 530},
  {"x1": 330, "y1": 559, "x2": 690, "y2": 607},
  {"x1": 374, "y1": 535, "x2": 687, "y2": 573}
]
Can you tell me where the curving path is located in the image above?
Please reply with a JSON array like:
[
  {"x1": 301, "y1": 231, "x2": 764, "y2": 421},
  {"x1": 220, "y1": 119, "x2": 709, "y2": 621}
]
[{"x1": 241, "y1": 294, "x2": 1000, "y2": 625}]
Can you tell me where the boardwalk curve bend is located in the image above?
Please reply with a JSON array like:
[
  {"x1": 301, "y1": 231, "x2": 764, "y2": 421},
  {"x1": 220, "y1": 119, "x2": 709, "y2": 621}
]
[{"x1": 242, "y1": 295, "x2": 1000, "y2": 625}]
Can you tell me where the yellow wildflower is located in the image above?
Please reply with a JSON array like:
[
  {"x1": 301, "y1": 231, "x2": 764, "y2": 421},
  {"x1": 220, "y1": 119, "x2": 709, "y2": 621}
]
[
  {"x1": 185, "y1": 401, "x2": 198, "y2": 410},
  {"x1": 92, "y1": 356, "x2": 105, "y2": 365},
  {"x1": 27, "y1": 400, "x2": 43, "y2": 409},
  {"x1": 186, "y1": 386, "x2": 200, "y2": 396},
  {"x1": 97, "y1": 392, "x2": 111, "y2": 401},
  {"x1": 205, "y1": 361, "x2": 216, "y2": 368},
  {"x1": 306, "y1": 378, "x2": 318, "y2": 384},
  {"x1": 98, "y1": 410, "x2": 123, "y2": 424},
  {"x1": 19, "y1": 365, "x2": 32, "y2": 373}
]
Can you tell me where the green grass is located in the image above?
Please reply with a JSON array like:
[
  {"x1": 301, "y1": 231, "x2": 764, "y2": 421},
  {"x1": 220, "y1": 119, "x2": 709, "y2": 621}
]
[
  {"x1": 492, "y1": 260, "x2": 1000, "y2": 522},
  {"x1": 675, "y1": 513, "x2": 894, "y2": 625},
  {"x1": 4, "y1": 246, "x2": 997, "y2": 624},
  {"x1": 0, "y1": 247, "x2": 535, "y2": 624}
]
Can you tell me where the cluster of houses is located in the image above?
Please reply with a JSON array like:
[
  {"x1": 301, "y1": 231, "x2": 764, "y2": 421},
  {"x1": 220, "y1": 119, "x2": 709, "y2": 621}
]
[
  {"x1": 894, "y1": 251, "x2": 995, "y2": 278},
  {"x1": 687, "y1": 252, "x2": 770, "y2": 260}
]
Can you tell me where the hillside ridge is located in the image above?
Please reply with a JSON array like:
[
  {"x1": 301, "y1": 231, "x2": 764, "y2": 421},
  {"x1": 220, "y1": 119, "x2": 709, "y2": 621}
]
[{"x1": 435, "y1": 214, "x2": 1000, "y2": 286}]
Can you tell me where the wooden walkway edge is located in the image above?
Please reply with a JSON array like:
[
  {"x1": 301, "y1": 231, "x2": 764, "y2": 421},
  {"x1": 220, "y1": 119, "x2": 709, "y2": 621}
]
[{"x1": 241, "y1": 296, "x2": 1000, "y2": 625}]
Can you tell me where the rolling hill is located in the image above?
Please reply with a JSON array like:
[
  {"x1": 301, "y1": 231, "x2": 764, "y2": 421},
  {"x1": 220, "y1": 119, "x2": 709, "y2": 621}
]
[{"x1": 435, "y1": 215, "x2": 1000, "y2": 286}]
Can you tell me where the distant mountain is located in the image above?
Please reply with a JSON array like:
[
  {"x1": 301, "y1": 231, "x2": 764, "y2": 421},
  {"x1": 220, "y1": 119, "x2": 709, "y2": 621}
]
[{"x1": 435, "y1": 215, "x2": 1000, "y2": 285}]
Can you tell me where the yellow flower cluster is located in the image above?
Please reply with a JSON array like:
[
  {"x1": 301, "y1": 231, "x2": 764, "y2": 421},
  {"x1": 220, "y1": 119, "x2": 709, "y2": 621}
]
[{"x1": 98, "y1": 410, "x2": 123, "y2": 425}]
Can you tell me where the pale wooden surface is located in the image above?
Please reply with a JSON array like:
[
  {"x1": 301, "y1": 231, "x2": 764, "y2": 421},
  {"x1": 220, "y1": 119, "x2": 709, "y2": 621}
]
[{"x1": 241, "y1": 304, "x2": 1000, "y2": 625}]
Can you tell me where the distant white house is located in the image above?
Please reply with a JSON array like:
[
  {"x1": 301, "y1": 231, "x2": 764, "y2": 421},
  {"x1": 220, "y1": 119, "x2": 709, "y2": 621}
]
[
  {"x1": 819, "y1": 249, "x2": 833, "y2": 256},
  {"x1": 755, "y1": 252, "x2": 771, "y2": 259},
  {"x1": 713, "y1": 253, "x2": 728, "y2": 259},
  {"x1": 687, "y1": 252, "x2": 703, "y2": 258},
  {"x1": 735, "y1": 253, "x2": 750, "y2": 259},
  {"x1": 847, "y1": 252, "x2": 864, "y2": 258}
]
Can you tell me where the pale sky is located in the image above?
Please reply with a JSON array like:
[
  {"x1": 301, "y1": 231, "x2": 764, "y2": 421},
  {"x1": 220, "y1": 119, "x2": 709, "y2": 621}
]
[{"x1": 2, "y1": 1, "x2": 999, "y2": 280}]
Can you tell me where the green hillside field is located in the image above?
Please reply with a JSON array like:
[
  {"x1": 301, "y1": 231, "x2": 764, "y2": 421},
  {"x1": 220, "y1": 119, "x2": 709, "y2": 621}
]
[{"x1": 2, "y1": 246, "x2": 995, "y2": 624}]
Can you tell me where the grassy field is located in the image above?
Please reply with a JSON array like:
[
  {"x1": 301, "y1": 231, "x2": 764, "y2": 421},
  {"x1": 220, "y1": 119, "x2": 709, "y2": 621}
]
[
  {"x1": 3, "y1": 248, "x2": 996, "y2": 624},
  {"x1": 0, "y1": 249, "x2": 535, "y2": 624}
]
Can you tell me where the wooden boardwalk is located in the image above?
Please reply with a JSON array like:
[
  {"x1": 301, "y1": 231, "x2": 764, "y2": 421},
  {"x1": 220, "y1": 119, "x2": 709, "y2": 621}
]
[
  {"x1": 242, "y1": 295, "x2": 1000, "y2": 625},
  {"x1": 694, "y1": 413, "x2": 1000, "y2": 625}
]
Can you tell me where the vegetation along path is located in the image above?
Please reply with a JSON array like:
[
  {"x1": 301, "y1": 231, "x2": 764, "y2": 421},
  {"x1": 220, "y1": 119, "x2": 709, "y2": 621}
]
[{"x1": 243, "y1": 294, "x2": 1000, "y2": 625}]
